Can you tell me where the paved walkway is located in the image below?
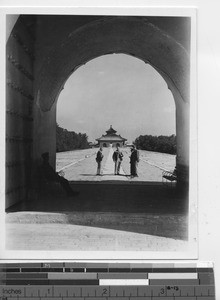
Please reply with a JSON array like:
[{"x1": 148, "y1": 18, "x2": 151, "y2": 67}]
[
  {"x1": 6, "y1": 211, "x2": 188, "y2": 251},
  {"x1": 57, "y1": 148, "x2": 174, "y2": 183},
  {"x1": 5, "y1": 148, "x2": 186, "y2": 252},
  {"x1": 6, "y1": 223, "x2": 188, "y2": 251},
  {"x1": 6, "y1": 181, "x2": 189, "y2": 251},
  {"x1": 102, "y1": 147, "x2": 128, "y2": 180}
]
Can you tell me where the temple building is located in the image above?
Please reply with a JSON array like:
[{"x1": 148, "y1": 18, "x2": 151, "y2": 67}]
[{"x1": 96, "y1": 125, "x2": 127, "y2": 147}]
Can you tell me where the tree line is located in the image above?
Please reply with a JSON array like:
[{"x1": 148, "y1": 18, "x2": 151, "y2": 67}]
[
  {"x1": 56, "y1": 123, "x2": 90, "y2": 152},
  {"x1": 56, "y1": 123, "x2": 176, "y2": 155},
  {"x1": 134, "y1": 134, "x2": 176, "y2": 154}
]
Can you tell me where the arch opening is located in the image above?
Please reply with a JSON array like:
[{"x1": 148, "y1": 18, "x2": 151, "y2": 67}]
[
  {"x1": 56, "y1": 53, "x2": 176, "y2": 183},
  {"x1": 6, "y1": 15, "x2": 190, "y2": 210},
  {"x1": 33, "y1": 16, "x2": 189, "y2": 187}
]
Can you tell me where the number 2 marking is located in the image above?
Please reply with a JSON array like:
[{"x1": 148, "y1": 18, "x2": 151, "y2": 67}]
[{"x1": 102, "y1": 288, "x2": 107, "y2": 296}]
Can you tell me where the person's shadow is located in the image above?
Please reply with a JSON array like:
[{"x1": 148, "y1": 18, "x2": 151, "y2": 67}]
[
  {"x1": 81, "y1": 173, "x2": 129, "y2": 177},
  {"x1": 80, "y1": 174, "x2": 97, "y2": 176}
]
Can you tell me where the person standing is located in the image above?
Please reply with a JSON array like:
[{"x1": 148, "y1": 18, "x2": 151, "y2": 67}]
[
  {"x1": 96, "y1": 147, "x2": 104, "y2": 175},
  {"x1": 112, "y1": 146, "x2": 123, "y2": 175},
  {"x1": 130, "y1": 145, "x2": 139, "y2": 177}
]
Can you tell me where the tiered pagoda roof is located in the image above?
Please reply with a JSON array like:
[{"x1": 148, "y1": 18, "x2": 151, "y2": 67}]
[{"x1": 96, "y1": 125, "x2": 127, "y2": 142}]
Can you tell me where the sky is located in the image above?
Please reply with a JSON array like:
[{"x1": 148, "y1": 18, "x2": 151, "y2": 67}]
[{"x1": 57, "y1": 54, "x2": 176, "y2": 143}]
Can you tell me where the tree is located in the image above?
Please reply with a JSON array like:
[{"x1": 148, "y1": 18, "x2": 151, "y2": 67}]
[
  {"x1": 56, "y1": 123, "x2": 90, "y2": 152},
  {"x1": 134, "y1": 134, "x2": 176, "y2": 154}
]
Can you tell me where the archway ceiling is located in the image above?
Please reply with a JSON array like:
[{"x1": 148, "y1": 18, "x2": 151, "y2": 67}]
[{"x1": 33, "y1": 16, "x2": 190, "y2": 111}]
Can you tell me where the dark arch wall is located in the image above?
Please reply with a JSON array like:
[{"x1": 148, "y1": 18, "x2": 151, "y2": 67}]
[
  {"x1": 35, "y1": 16, "x2": 190, "y2": 112},
  {"x1": 6, "y1": 15, "x2": 191, "y2": 208}
]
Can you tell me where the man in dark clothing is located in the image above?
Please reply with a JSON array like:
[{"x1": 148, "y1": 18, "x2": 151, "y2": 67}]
[
  {"x1": 130, "y1": 145, "x2": 139, "y2": 177},
  {"x1": 112, "y1": 146, "x2": 123, "y2": 175},
  {"x1": 41, "y1": 152, "x2": 79, "y2": 196},
  {"x1": 96, "y1": 147, "x2": 103, "y2": 175}
]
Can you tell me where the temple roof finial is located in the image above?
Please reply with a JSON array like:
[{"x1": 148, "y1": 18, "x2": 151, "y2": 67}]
[
  {"x1": 96, "y1": 125, "x2": 127, "y2": 142},
  {"x1": 106, "y1": 125, "x2": 117, "y2": 135}
]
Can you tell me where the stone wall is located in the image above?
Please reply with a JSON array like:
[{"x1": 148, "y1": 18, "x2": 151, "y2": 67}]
[{"x1": 6, "y1": 17, "x2": 35, "y2": 208}]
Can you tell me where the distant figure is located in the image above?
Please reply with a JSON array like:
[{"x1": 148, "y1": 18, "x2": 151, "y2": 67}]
[
  {"x1": 96, "y1": 147, "x2": 104, "y2": 175},
  {"x1": 41, "y1": 152, "x2": 79, "y2": 197},
  {"x1": 130, "y1": 145, "x2": 139, "y2": 177},
  {"x1": 112, "y1": 146, "x2": 123, "y2": 175}
]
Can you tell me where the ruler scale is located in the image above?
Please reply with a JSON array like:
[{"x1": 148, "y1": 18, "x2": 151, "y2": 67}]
[{"x1": 0, "y1": 262, "x2": 215, "y2": 299}]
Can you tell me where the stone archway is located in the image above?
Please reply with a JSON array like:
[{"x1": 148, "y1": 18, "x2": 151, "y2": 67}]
[
  {"x1": 33, "y1": 16, "x2": 189, "y2": 183},
  {"x1": 6, "y1": 15, "x2": 190, "y2": 208}
]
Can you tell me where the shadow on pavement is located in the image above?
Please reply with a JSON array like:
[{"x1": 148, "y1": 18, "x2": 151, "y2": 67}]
[
  {"x1": 80, "y1": 174, "x2": 97, "y2": 176},
  {"x1": 80, "y1": 174, "x2": 129, "y2": 177},
  {"x1": 6, "y1": 182, "x2": 188, "y2": 240}
]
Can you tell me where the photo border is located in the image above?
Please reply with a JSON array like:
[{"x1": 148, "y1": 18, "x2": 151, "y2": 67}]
[{"x1": 0, "y1": 5, "x2": 197, "y2": 260}]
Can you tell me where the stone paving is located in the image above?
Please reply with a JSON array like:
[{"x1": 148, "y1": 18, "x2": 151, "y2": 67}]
[
  {"x1": 5, "y1": 148, "x2": 187, "y2": 252},
  {"x1": 6, "y1": 207, "x2": 188, "y2": 251},
  {"x1": 56, "y1": 147, "x2": 175, "y2": 182},
  {"x1": 6, "y1": 222, "x2": 188, "y2": 251},
  {"x1": 102, "y1": 147, "x2": 127, "y2": 180}
]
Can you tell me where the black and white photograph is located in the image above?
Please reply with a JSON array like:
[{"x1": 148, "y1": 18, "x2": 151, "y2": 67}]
[{"x1": 1, "y1": 7, "x2": 197, "y2": 258}]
